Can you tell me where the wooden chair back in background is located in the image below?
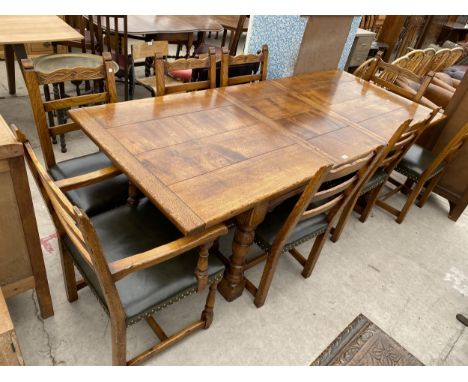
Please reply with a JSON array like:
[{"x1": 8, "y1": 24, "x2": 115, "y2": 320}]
[
  {"x1": 155, "y1": 47, "x2": 216, "y2": 96},
  {"x1": 220, "y1": 44, "x2": 268, "y2": 87},
  {"x1": 21, "y1": 52, "x2": 117, "y2": 169}
]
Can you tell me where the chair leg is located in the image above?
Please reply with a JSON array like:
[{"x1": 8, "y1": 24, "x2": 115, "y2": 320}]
[
  {"x1": 221, "y1": 29, "x2": 228, "y2": 47},
  {"x1": 416, "y1": 173, "x2": 443, "y2": 208},
  {"x1": 111, "y1": 317, "x2": 127, "y2": 366},
  {"x1": 201, "y1": 280, "x2": 219, "y2": 329},
  {"x1": 396, "y1": 180, "x2": 425, "y2": 224},
  {"x1": 359, "y1": 183, "x2": 386, "y2": 223},
  {"x1": 254, "y1": 248, "x2": 284, "y2": 308},
  {"x1": 302, "y1": 231, "x2": 329, "y2": 279},
  {"x1": 330, "y1": 189, "x2": 361, "y2": 243},
  {"x1": 401, "y1": 178, "x2": 415, "y2": 195},
  {"x1": 58, "y1": 238, "x2": 78, "y2": 303}
]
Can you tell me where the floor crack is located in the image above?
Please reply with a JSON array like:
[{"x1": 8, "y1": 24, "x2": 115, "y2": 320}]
[
  {"x1": 31, "y1": 291, "x2": 61, "y2": 366},
  {"x1": 442, "y1": 325, "x2": 465, "y2": 363}
]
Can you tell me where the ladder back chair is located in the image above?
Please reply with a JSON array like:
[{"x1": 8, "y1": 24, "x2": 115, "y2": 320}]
[
  {"x1": 331, "y1": 108, "x2": 440, "y2": 242},
  {"x1": 155, "y1": 47, "x2": 217, "y2": 96},
  {"x1": 129, "y1": 40, "x2": 169, "y2": 98},
  {"x1": 362, "y1": 56, "x2": 435, "y2": 104},
  {"x1": 217, "y1": 146, "x2": 384, "y2": 308},
  {"x1": 21, "y1": 52, "x2": 129, "y2": 217},
  {"x1": 52, "y1": 16, "x2": 89, "y2": 53},
  {"x1": 220, "y1": 45, "x2": 268, "y2": 87},
  {"x1": 376, "y1": 122, "x2": 468, "y2": 224},
  {"x1": 15, "y1": 127, "x2": 228, "y2": 366},
  {"x1": 88, "y1": 15, "x2": 130, "y2": 100}
]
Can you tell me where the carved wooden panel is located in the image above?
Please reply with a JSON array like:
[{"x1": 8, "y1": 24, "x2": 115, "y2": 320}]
[{"x1": 311, "y1": 314, "x2": 423, "y2": 366}]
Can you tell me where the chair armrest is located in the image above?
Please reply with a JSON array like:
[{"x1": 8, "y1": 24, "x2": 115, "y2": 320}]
[
  {"x1": 55, "y1": 165, "x2": 121, "y2": 191},
  {"x1": 109, "y1": 224, "x2": 229, "y2": 282}
]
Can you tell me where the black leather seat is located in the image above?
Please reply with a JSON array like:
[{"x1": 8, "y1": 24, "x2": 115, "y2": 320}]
[
  {"x1": 49, "y1": 152, "x2": 129, "y2": 217},
  {"x1": 361, "y1": 168, "x2": 387, "y2": 195},
  {"x1": 254, "y1": 196, "x2": 328, "y2": 253},
  {"x1": 395, "y1": 144, "x2": 445, "y2": 182},
  {"x1": 64, "y1": 198, "x2": 225, "y2": 323}
]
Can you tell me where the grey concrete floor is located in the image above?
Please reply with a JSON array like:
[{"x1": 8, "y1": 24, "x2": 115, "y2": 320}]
[{"x1": 1, "y1": 36, "x2": 467, "y2": 365}]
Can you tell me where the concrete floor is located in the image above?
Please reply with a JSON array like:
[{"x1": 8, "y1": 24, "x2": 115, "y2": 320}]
[{"x1": 0, "y1": 36, "x2": 467, "y2": 366}]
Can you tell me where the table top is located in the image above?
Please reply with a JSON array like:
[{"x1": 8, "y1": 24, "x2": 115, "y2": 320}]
[
  {"x1": 69, "y1": 70, "x2": 441, "y2": 235},
  {"x1": 96, "y1": 16, "x2": 224, "y2": 35},
  {"x1": 211, "y1": 16, "x2": 249, "y2": 30},
  {"x1": 0, "y1": 16, "x2": 83, "y2": 45}
]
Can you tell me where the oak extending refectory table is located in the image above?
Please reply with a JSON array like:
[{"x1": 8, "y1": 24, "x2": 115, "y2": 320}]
[{"x1": 69, "y1": 70, "x2": 445, "y2": 301}]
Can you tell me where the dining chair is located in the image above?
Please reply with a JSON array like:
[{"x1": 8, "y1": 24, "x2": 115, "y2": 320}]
[
  {"x1": 362, "y1": 55, "x2": 435, "y2": 104},
  {"x1": 331, "y1": 108, "x2": 440, "y2": 242},
  {"x1": 415, "y1": 48, "x2": 437, "y2": 76},
  {"x1": 376, "y1": 122, "x2": 468, "y2": 224},
  {"x1": 88, "y1": 15, "x2": 130, "y2": 100},
  {"x1": 154, "y1": 47, "x2": 217, "y2": 96},
  {"x1": 217, "y1": 146, "x2": 384, "y2": 307},
  {"x1": 15, "y1": 126, "x2": 228, "y2": 366},
  {"x1": 428, "y1": 48, "x2": 452, "y2": 73},
  {"x1": 21, "y1": 52, "x2": 129, "y2": 217},
  {"x1": 52, "y1": 16, "x2": 89, "y2": 54},
  {"x1": 129, "y1": 40, "x2": 169, "y2": 98},
  {"x1": 392, "y1": 50, "x2": 426, "y2": 73},
  {"x1": 220, "y1": 44, "x2": 268, "y2": 87},
  {"x1": 222, "y1": 16, "x2": 249, "y2": 55}
]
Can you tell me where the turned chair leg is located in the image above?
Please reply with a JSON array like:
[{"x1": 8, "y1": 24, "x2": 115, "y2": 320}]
[
  {"x1": 111, "y1": 318, "x2": 127, "y2": 366},
  {"x1": 58, "y1": 238, "x2": 78, "y2": 302},
  {"x1": 201, "y1": 280, "x2": 219, "y2": 329},
  {"x1": 359, "y1": 183, "x2": 385, "y2": 223}
]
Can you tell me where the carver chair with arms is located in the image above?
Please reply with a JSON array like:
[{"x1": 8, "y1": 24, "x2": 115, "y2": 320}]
[
  {"x1": 14, "y1": 127, "x2": 228, "y2": 366},
  {"x1": 22, "y1": 52, "x2": 129, "y2": 217}
]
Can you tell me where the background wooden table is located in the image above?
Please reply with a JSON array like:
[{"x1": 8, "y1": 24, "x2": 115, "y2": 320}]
[
  {"x1": 70, "y1": 70, "x2": 439, "y2": 301},
  {"x1": 93, "y1": 15, "x2": 224, "y2": 56},
  {"x1": 0, "y1": 15, "x2": 83, "y2": 95}
]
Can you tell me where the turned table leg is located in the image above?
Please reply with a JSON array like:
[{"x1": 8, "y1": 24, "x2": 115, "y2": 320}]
[{"x1": 218, "y1": 202, "x2": 268, "y2": 302}]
